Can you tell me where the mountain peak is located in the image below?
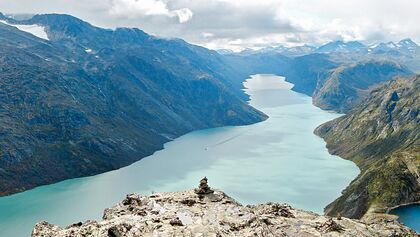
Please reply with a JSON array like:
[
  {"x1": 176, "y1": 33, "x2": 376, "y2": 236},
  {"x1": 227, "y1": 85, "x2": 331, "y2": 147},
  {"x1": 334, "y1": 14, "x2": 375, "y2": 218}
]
[
  {"x1": 32, "y1": 187, "x2": 417, "y2": 236},
  {"x1": 316, "y1": 40, "x2": 366, "y2": 53},
  {"x1": 17, "y1": 13, "x2": 110, "y2": 43},
  {"x1": 332, "y1": 40, "x2": 344, "y2": 44},
  {"x1": 27, "y1": 13, "x2": 94, "y2": 30},
  {"x1": 30, "y1": 13, "x2": 88, "y2": 23},
  {"x1": 398, "y1": 38, "x2": 418, "y2": 47}
]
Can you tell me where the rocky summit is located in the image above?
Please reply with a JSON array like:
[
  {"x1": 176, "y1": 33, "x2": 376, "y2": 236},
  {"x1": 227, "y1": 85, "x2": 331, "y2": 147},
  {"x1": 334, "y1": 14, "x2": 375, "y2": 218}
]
[{"x1": 32, "y1": 179, "x2": 418, "y2": 237}]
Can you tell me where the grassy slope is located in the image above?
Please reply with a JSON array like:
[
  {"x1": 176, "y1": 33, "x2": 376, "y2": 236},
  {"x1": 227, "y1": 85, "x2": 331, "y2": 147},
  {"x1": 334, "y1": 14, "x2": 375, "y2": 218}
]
[{"x1": 315, "y1": 76, "x2": 420, "y2": 218}]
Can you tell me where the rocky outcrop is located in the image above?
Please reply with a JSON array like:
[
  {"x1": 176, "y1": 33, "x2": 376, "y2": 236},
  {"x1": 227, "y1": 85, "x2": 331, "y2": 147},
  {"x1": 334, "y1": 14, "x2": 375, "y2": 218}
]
[
  {"x1": 315, "y1": 75, "x2": 420, "y2": 219},
  {"x1": 32, "y1": 179, "x2": 418, "y2": 237}
]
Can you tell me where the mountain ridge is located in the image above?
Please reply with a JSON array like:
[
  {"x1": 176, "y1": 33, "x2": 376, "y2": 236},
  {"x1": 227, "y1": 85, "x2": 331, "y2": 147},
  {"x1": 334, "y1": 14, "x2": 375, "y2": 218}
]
[
  {"x1": 0, "y1": 13, "x2": 267, "y2": 196},
  {"x1": 315, "y1": 75, "x2": 420, "y2": 218},
  {"x1": 312, "y1": 60, "x2": 413, "y2": 112}
]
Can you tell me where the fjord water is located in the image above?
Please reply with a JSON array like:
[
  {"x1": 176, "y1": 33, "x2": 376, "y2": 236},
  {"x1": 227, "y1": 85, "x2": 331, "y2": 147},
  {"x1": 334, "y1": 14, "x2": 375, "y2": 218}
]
[
  {"x1": 391, "y1": 204, "x2": 420, "y2": 231},
  {"x1": 0, "y1": 74, "x2": 359, "y2": 237}
]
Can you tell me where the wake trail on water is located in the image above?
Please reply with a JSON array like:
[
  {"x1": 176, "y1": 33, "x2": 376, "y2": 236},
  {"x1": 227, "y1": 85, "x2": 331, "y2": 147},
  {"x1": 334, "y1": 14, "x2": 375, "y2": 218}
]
[{"x1": 205, "y1": 130, "x2": 249, "y2": 150}]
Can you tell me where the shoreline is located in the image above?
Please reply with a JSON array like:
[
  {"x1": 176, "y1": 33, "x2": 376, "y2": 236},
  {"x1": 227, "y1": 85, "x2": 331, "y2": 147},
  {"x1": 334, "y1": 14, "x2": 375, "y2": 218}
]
[
  {"x1": 387, "y1": 201, "x2": 420, "y2": 213},
  {"x1": 311, "y1": 78, "x2": 420, "y2": 223},
  {"x1": 0, "y1": 73, "x2": 357, "y2": 237},
  {"x1": 0, "y1": 73, "x2": 365, "y2": 219},
  {"x1": 0, "y1": 75, "x2": 272, "y2": 198}
]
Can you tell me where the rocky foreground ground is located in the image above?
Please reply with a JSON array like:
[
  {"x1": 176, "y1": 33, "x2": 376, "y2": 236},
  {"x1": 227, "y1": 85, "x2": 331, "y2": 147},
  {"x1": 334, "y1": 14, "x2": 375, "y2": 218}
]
[{"x1": 32, "y1": 179, "x2": 418, "y2": 237}]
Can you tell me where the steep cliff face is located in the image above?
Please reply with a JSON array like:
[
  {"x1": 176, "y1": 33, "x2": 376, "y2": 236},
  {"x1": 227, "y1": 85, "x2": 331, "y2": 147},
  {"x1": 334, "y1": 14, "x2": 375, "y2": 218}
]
[
  {"x1": 0, "y1": 15, "x2": 266, "y2": 196},
  {"x1": 315, "y1": 76, "x2": 420, "y2": 218},
  {"x1": 31, "y1": 186, "x2": 418, "y2": 237}
]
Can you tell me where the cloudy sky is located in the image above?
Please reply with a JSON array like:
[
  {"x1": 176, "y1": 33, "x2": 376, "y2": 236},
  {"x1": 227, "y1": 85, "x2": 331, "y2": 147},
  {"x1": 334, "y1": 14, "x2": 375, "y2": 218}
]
[{"x1": 0, "y1": 0, "x2": 418, "y2": 50}]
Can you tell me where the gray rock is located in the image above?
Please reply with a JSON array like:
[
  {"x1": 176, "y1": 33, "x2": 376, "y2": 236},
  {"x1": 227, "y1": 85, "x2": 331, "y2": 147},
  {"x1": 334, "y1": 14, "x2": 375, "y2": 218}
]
[{"x1": 31, "y1": 189, "x2": 418, "y2": 237}]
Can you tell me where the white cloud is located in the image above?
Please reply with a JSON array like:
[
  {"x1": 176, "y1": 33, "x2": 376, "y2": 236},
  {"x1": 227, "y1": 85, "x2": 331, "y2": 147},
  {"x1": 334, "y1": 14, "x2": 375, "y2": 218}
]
[
  {"x1": 0, "y1": 0, "x2": 419, "y2": 50},
  {"x1": 278, "y1": 0, "x2": 420, "y2": 44},
  {"x1": 202, "y1": 32, "x2": 214, "y2": 38},
  {"x1": 109, "y1": 0, "x2": 193, "y2": 23},
  {"x1": 172, "y1": 8, "x2": 193, "y2": 23}
]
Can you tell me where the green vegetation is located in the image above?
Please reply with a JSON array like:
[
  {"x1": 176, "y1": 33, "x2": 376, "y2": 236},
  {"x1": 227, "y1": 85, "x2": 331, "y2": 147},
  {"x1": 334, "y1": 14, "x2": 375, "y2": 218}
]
[{"x1": 316, "y1": 76, "x2": 420, "y2": 218}]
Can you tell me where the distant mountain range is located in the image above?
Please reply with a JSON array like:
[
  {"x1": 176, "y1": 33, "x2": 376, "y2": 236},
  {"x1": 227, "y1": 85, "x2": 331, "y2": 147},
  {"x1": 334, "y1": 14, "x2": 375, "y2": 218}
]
[
  {"x1": 231, "y1": 45, "x2": 316, "y2": 57},
  {"x1": 227, "y1": 38, "x2": 420, "y2": 73},
  {"x1": 314, "y1": 38, "x2": 419, "y2": 55},
  {"x1": 370, "y1": 38, "x2": 419, "y2": 54},
  {"x1": 316, "y1": 40, "x2": 366, "y2": 53},
  {"x1": 230, "y1": 38, "x2": 419, "y2": 57}
]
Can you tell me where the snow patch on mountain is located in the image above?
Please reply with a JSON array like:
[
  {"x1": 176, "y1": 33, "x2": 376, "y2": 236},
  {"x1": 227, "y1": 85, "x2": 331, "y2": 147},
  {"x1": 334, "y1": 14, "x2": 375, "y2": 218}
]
[
  {"x1": 0, "y1": 20, "x2": 49, "y2": 40},
  {"x1": 386, "y1": 42, "x2": 397, "y2": 48}
]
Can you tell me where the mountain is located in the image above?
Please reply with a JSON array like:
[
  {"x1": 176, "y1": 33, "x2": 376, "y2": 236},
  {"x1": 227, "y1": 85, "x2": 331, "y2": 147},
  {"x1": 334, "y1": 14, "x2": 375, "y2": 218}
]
[
  {"x1": 371, "y1": 39, "x2": 419, "y2": 54},
  {"x1": 282, "y1": 45, "x2": 316, "y2": 56},
  {"x1": 313, "y1": 60, "x2": 413, "y2": 112},
  {"x1": 315, "y1": 75, "x2": 420, "y2": 218},
  {"x1": 210, "y1": 42, "x2": 416, "y2": 117},
  {"x1": 237, "y1": 44, "x2": 316, "y2": 57},
  {"x1": 216, "y1": 39, "x2": 419, "y2": 108},
  {"x1": 397, "y1": 38, "x2": 419, "y2": 52},
  {"x1": 0, "y1": 14, "x2": 266, "y2": 196},
  {"x1": 281, "y1": 54, "x2": 412, "y2": 112},
  {"x1": 32, "y1": 183, "x2": 418, "y2": 236},
  {"x1": 264, "y1": 45, "x2": 316, "y2": 57},
  {"x1": 216, "y1": 49, "x2": 235, "y2": 55},
  {"x1": 282, "y1": 53, "x2": 338, "y2": 95},
  {"x1": 371, "y1": 42, "x2": 400, "y2": 52},
  {"x1": 222, "y1": 52, "x2": 291, "y2": 78},
  {"x1": 316, "y1": 40, "x2": 367, "y2": 53},
  {"x1": 359, "y1": 39, "x2": 420, "y2": 73}
]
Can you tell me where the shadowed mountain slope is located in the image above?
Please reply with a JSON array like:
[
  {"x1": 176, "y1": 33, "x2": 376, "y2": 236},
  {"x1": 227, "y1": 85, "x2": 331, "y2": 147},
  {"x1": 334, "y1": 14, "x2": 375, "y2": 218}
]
[
  {"x1": 313, "y1": 60, "x2": 412, "y2": 113},
  {"x1": 0, "y1": 14, "x2": 266, "y2": 195}
]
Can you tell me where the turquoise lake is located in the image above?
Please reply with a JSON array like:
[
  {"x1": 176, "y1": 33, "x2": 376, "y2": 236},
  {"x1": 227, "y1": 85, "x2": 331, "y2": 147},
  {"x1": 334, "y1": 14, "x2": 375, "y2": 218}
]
[
  {"x1": 391, "y1": 204, "x2": 420, "y2": 232},
  {"x1": 0, "y1": 74, "x2": 361, "y2": 237}
]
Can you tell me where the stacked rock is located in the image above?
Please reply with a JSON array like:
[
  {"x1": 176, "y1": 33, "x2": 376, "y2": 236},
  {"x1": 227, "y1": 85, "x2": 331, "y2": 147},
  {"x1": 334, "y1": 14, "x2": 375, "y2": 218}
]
[{"x1": 194, "y1": 177, "x2": 214, "y2": 195}]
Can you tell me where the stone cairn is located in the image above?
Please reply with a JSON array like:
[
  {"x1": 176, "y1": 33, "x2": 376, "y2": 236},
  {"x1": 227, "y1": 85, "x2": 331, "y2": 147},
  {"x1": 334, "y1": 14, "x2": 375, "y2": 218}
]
[
  {"x1": 319, "y1": 218, "x2": 343, "y2": 233},
  {"x1": 194, "y1": 177, "x2": 214, "y2": 195}
]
